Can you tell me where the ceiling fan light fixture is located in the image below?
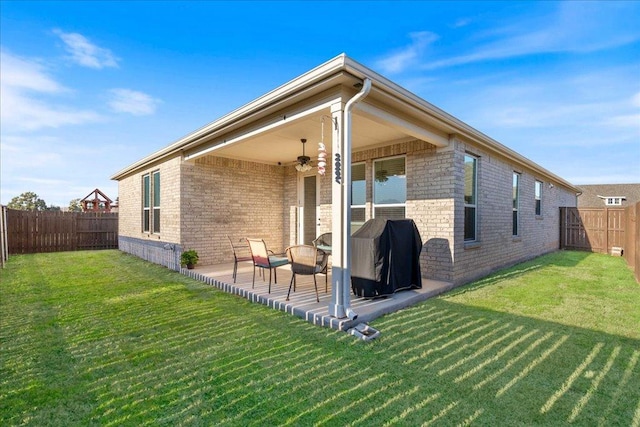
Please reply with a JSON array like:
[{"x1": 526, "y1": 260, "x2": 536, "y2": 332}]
[{"x1": 295, "y1": 138, "x2": 313, "y2": 172}]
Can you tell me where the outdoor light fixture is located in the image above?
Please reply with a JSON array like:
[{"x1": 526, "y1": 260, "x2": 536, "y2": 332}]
[{"x1": 295, "y1": 138, "x2": 313, "y2": 172}]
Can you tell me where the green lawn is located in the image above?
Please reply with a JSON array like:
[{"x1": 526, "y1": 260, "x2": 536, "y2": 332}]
[{"x1": 1, "y1": 250, "x2": 638, "y2": 426}]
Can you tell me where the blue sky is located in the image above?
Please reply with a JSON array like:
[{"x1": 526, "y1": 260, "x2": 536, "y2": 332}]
[{"x1": 1, "y1": 1, "x2": 639, "y2": 207}]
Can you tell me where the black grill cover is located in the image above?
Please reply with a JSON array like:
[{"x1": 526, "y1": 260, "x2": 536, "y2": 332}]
[{"x1": 351, "y1": 218, "x2": 423, "y2": 298}]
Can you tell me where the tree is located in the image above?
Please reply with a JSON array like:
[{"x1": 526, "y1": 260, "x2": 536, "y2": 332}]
[
  {"x1": 7, "y1": 192, "x2": 48, "y2": 211},
  {"x1": 68, "y1": 198, "x2": 83, "y2": 212}
]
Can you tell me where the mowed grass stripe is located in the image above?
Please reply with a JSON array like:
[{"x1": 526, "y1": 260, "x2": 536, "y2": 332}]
[{"x1": 1, "y1": 250, "x2": 639, "y2": 426}]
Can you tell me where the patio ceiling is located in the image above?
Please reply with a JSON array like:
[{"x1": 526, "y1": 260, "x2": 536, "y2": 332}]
[{"x1": 202, "y1": 108, "x2": 414, "y2": 166}]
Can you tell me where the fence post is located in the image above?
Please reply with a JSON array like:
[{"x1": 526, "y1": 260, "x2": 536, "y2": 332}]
[
  {"x1": 559, "y1": 207, "x2": 565, "y2": 249},
  {"x1": 604, "y1": 207, "x2": 609, "y2": 255},
  {"x1": 0, "y1": 206, "x2": 7, "y2": 267}
]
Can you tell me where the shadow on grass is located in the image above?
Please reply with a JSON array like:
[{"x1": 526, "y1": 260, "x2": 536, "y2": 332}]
[
  {"x1": 370, "y1": 298, "x2": 640, "y2": 426},
  {"x1": 1, "y1": 250, "x2": 638, "y2": 426}
]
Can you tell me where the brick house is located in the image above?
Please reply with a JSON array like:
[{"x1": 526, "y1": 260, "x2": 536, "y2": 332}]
[{"x1": 111, "y1": 54, "x2": 579, "y2": 319}]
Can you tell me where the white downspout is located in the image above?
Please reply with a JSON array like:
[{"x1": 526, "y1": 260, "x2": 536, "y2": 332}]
[{"x1": 340, "y1": 77, "x2": 371, "y2": 320}]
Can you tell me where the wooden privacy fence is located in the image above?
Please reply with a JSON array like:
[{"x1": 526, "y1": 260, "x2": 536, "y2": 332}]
[
  {"x1": 6, "y1": 210, "x2": 118, "y2": 254},
  {"x1": 561, "y1": 203, "x2": 639, "y2": 282},
  {"x1": 560, "y1": 207, "x2": 626, "y2": 253}
]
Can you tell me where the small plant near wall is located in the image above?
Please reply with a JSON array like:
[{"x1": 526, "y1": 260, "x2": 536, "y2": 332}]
[{"x1": 180, "y1": 249, "x2": 199, "y2": 269}]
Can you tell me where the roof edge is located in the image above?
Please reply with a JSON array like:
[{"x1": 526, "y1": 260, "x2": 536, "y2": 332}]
[
  {"x1": 111, "y1": 54, "x2": 349, "y2": 180},
  {"x1": 112, "y1": 54, "x2": 580, "y2": 193}
]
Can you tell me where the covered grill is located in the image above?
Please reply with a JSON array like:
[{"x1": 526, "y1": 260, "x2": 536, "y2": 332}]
[{"x1": 351, "y1": 218, "x2": 423, "y2": 298}]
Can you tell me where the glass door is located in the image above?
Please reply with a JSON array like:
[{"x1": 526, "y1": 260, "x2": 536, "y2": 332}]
[{"x1": 299, "y1": 174, "x2": 318, "y2": 245}]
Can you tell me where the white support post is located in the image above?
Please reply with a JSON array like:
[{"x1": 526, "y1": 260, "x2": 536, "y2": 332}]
[
  {"x1": 328, "y1": 78, "x2": 371, "y2": 320},
  {"x1": 329, "y1": 102, "x2": 346, "y2": 318}
]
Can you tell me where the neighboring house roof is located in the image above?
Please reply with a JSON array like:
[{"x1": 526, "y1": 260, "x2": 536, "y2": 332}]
[
  {"x1": 577, "y1": 183, "x2": 640, "y2": 208},
  {"x1": 111, "y1": 53, "x2": 579, "y2": 193}
]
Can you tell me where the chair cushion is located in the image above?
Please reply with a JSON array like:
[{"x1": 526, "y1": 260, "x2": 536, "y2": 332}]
[
  {"x1": 268, "y1": 255, "x2": 289, "y2": 267},
  {"x1": 316, "y1": 244, "x2": 332, "y2": 254}
]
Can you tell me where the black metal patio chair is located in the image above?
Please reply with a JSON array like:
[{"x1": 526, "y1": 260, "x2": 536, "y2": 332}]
[{"x1": 285, "y1": 245, "x2": 329, "y2": 302}]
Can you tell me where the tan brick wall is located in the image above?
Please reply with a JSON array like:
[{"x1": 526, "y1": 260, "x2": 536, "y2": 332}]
[
  {"x1": 338, "y1": 140, "x2": 456, "y2": 281},
  {"x1": 451, "y1": 138, "x2": 577, "y2": 285},
  {"x1": 180, "y1": 156, "x2": 286, "y2": 265},
  {"x1": 307, "y1": 137, "x2": 576, "y2": 285},
  {"x1": 117, "y1": 136, "x2": 576, "y2": 286},
  {"x1": 407, "y1": 144, "x2": 456, "y2": 282},
  {"x1": 117, "y1": 156, "x2": 181, "y2": 244}
]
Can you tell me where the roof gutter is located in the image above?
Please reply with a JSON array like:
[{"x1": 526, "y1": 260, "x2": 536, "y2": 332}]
[{"x1": 336, "y1": 77, "x2": 371, "y2": 321}]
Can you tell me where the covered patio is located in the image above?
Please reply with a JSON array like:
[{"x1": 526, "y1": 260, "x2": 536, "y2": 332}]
[
  {"x1": 181, "y1": 261, "x2": 453, "y2": 331},
  {"x1": 113, "y1": 54, "x2": 581, "y2": 330},
  {"x1": 178, "y1": 55, "x2": 453, "y2": 324}
]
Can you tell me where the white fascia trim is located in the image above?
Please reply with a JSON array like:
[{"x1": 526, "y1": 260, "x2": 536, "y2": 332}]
[{"x1": 183, "y1": 98, "x2": 338, "y2": 161}]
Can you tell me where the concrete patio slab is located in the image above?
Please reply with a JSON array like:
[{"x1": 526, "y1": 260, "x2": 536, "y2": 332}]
[{"x1": 181, "y1": 261, "x2": 454, "y2": 332}]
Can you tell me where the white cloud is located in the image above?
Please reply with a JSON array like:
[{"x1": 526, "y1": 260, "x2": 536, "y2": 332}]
[
  {"x1": 108, "y1": 88, "x2": 161, "y2": 115},
  {"x1": 602, "y1": 113, "x2": 640, "y2": 129},
  {"x1": 0, "y1": 50, "x2": 64, "y2": 93},
  {"x1": 0, "y1": 51, "x2": 104, "y2": 131},
  {"x1": 375, "y1": 31, "x2": 439, "y2": 74},
  {"x1": 53, "y1": 28, "x2": 119, "y2": 69},
  {"x1": 0, "y1": 135, "x2": 64, "y2": 170},
  {"x1": 453, "y1": 18, "x2": 472, "y2": 29},
  {"x1": 2, "y1": 87, "x2": 103, "y2": 131},
  {"x1": 419, "y1": 2, "x2": 640, "y2": 71},
  {"x1": 0, "y1": 133, "x2": 124, "y2": 206}
]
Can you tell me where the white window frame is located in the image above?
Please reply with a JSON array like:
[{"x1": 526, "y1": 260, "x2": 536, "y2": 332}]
[
  {"x1": 142, "y1": 170, "x2": 160, "y2": 234},
  {"x1": 513, "y1": 172, "x2": 520, "y2": 236},
  {"x1": 535, "y1": 180, "x2": 543, "y2": 216},
  {"x1": 464, "y1": 154, "x2": 478, "y2": 242},
  {"x1": 372, "y1": 155, "x2": 406, "y2": 220},
  {"x1": 351, "y1": 162, "x2": 367, "y2": 233},
  {"x1": 142, "y1": 173, "x2": 150, "y2": 233},
  {"x1": 605, "y1": 197, "x2": 623, "y2": 206},
  {"x1": 152, "y1": 170, "x2": 161, "y2": 234}
]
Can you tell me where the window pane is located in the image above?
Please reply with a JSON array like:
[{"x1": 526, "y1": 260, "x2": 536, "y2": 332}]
[
  {"x1": 351, "y1": 207, "x2": 366, "y2": 234},
  {"x1": 351, "y1": 207, "x2": 365, "y2": 223},
  {"x1": 464, "y1": 155, "x2": 476, "y2": 205},
  {"x1": 374, "y1": 158, "x2": 406, "y2": 205},
  {"x1": 513, "y1": 173, "x2": 519, "y2": 236},
  {"x1": 512, "y1": 174, "x2": 519, "y2": 210},
  {"x1": 303, "y1": 175, "x2": 317, "y2": 245},
  {"x1": 153, "y1": 172, "x2": 160, "y2": 207},
  {"x1": 352, "y1": 163, "x2": 366, "y2": 206},
  {"x1": 153, "y1": 209, "x2": 160, "y2": 233},
  {"x1": 535, "y1": 181, "x2": 542, "y2": 215},
  {"x1": 143, "y1": 175, "x2": 150, "y2": 208},
  {"x1": 374, "y1": 206, "x2": 405, "y2": 220},
  {"x1": 464, "y1": 206, "x2": 476, "y2": 241},
  {"x1": 143, "y1": 210, "x2": 150, "y2": 232}
]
